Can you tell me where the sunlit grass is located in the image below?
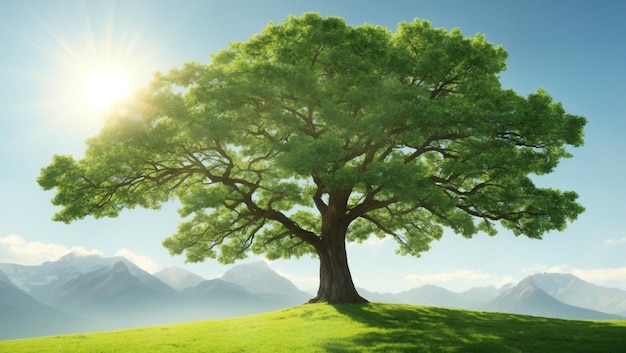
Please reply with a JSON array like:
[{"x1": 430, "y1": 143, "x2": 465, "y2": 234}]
[{"x1": 2, "y1": 304, "x2": 625, "y2": 352}]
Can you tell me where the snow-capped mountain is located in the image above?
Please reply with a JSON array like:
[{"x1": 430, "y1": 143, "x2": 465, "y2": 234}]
[
  {"x1": 221, "y1": 261, "x2": 311, "y2": 303},
  {"x1": 0, "y1": 252, "x2": 154, "y2": 304},
  {"x1": 531, "y1": 273, "x2": 626, "y2": 316},
  {"x1": 50, "y1": 261, "x2": 182, "y2": 315},
  {"x1": 482, "y1": 276, "x2": 624, "y2": 320}
]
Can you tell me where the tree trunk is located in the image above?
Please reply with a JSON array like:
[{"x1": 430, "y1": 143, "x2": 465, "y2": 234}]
[
  {"x1": 309, "y1": 236, "x2": 368, "y2": 304},
  {"x1": 306, "y1": 189, "x2": 368, "y2": 304},
  {"x1": 308, "y1": 225, "x2": 368, "y2": 304}
]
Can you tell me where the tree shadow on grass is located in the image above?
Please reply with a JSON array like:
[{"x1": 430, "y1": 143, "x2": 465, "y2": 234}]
[{"x1": 322, "y1": 303, "x2": 626, "y2": 353}]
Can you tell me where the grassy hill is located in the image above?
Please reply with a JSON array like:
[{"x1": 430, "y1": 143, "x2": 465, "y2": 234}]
[{"x1": 1, "y1": 303, "x2": 625, "y2": 352}]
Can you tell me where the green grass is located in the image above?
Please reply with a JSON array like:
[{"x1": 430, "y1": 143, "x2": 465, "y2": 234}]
[{"x1": 2, "y1": 304, "x2": 625, "y2": 352}]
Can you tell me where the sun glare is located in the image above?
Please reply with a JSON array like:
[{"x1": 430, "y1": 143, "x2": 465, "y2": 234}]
[
  {"x1": 83, "y1": 69, "x2": 131, "y2": 112},
  {"x1": 18, "y1": 2, "x2": 158, "y2": 138}
]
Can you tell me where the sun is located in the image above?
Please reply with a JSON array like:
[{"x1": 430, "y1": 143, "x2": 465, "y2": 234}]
[{"x1": 82, "y1": 68, "x2": 131, "y2": 112}]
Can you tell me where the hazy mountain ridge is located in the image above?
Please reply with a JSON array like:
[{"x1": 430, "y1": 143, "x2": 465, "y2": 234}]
[
  {"x1": 220, "y1": 261, "x2": 311, "y2": 304},
  {"x1": 1, "y1": 253, "x2": 624, "y2": 340},
  {"x1": 482, "y1": 276, "x2": 624, "y2": 320},
  {"x1": 0, "y1": 255, "x2": 314, "y2": 339},
  {"x1": 50, "y1": 261, "x2": 182, "y2": 315},
  {"x1": 0, "y1": 253, "x2": 153, "y2": 304},
  {"x1": 530, "y1": 273, "x2": 626, "y2": 316},
  {"x1": 361, "y1": 274, "x2": 626, "y2": 320},
  {"x1": 0, "y1": 269, "x2": 82, "y2": 340},
  {"x1": 0, "y1": 269, "x2": 55, "y2": 317},
  {"x1": 153, "y1": 266, "x2": 205, "y2": 291},
  {"x1": 181, "y1": 279, "x2": 280, "y2": 319},
  {"x1": 359, "y1": 284, "x2": 502, "y2": 309}
]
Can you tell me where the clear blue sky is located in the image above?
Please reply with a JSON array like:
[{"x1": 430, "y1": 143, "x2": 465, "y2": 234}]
[{"x1": 1, "y1": 0, "x2": 624, "y2": 293}]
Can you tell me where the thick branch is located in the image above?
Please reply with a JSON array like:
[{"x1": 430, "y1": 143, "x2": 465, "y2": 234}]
[
  {"x1": 312, "y1": 175, "x2": 328, "y2": 214},
  {"x1": 347, "y1": 195, "x2": 397, "y2": 222},
  {"x1": 404, "y1": 133, "x2": 465, "y2": 163}
]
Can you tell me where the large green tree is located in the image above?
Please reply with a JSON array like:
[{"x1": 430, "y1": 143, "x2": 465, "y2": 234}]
[{"x1": 38, "y1": 14, "x2": 585, "y2": 303}]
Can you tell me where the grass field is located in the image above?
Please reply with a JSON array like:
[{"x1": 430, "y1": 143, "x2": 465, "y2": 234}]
[{"x1": 1, "y1": 303, "x2": 625, "y2": 352}]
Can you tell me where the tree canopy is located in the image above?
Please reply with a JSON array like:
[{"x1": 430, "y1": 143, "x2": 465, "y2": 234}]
[{"x1": 38, "y1": 13, "x2": 586, "y2": 303}]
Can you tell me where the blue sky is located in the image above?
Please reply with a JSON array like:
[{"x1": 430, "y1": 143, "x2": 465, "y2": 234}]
[{"x1": 1, "y1": 0, "x2": 625, "y2": 293}]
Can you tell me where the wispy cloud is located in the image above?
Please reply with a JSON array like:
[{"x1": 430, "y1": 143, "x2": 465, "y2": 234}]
[
  {"x1": 0, "y1": 234, "x2": 101, "y2": 265},
  {"x1": 114, "y1": 248, "x2": 159, "y2": 273},
  {"x1": 604, "y1": 237, "x2": 626, "y2": 245}
]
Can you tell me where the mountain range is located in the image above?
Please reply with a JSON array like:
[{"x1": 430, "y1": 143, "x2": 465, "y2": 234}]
[
  {"x1": 1, "y1": 252, "x2": 624, "y2": 340},
  {"x1": 0, "y1": 253, "x2": 310, "y2": 339},
  {"x1": 362, "y1": 274, "x2": 626, "y2": 320},
  {"x1": 360, "y1": 284, "x2": 503, "y2": 310},
  {"x1": 481, "y1": 276, "x2": 624, "y2": 320}
]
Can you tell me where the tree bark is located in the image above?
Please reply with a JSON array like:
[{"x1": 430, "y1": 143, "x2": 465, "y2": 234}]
[
  {"x1": 308, "y1": 234, "x2": 368, "y2": 303},
  {"x1": 307, "y1": 191, "x2": 368, "y2": 304}
]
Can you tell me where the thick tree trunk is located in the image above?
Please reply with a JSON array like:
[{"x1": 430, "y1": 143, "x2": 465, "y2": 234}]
[
  {"x1": 309, "y1": 236, "x2": 367, "y2": 304},
  {"x1": 306, "y1": 189, "x2": 367, "y2": 304},
  {"x1": 308, "y1": 226, "x2": 368, "y2": 304}
]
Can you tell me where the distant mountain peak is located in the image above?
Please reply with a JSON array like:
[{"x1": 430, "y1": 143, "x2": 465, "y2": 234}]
[
  {"x1": 532, "y1": 272, "x2": 577, "y2": 278},
  {"x1": 221, "y1": 261, "x2": 307, "y2": 299},
  {"x1": 111, "y1": 261, "x2": 129, "y2": 273},
  {"x1": 47, "y1": 252, "x2": 112, "y2": 272},
  {"x1": 54, "y1": 251, "x2": 104, "y2": 263},
  {"x1": 508, "y1": 279, "x2": 542, "y2": 302},
  {"x1": 528, "y1": 272, "x2": 626, "y2": 316},
  {"x1": 531, "y1": 272, "x2": 578, "y2": 284},
  {"x1": 482, "y1": 273, "x2": 625, "y2": 320},
  {"x1": 153, "y1": 266, "x2": 205, "y2": 291},
  {"x1": 223, "y1": 261, "x2": 272, "y2": 275}
]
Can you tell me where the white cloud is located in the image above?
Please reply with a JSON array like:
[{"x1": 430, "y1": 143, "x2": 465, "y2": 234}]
[
  {"x1": 0, "y1": 234, "x2": 102, "y2": 265},
  {"x1": 114, "y1": 248, "x2": 159, "y2": 273},
  {"x1": 605, "y1": 237, "x2": 626, "y2": 245},
  {"x1": 571, "y1": 267, "x2": 626, "y2": 285}
]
